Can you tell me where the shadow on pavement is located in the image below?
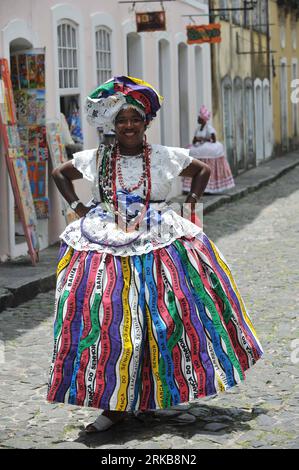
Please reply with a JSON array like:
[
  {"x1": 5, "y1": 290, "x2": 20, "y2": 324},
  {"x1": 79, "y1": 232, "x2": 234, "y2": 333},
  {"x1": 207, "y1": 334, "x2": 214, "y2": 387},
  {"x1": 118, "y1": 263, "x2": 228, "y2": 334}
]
[{"x1": 71, "y1": 404, "x2": 267, "y2": 449}]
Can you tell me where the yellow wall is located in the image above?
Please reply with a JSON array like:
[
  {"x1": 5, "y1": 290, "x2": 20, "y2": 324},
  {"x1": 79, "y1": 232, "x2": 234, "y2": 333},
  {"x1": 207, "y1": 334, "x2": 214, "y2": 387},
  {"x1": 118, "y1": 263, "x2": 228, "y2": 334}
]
[{"x1": 269, "y1": 1, "x2": 299, "y2": 153}]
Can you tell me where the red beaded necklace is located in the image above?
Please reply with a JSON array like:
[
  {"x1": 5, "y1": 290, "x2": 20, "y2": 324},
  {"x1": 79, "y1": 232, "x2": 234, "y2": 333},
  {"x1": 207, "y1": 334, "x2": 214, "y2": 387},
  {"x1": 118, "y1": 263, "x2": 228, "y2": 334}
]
[
  {"x1": 116, "y1": 145, "x2": 145, "y2": 193},
  {"x1": 112, "y1": 137, "x2": 151, "y2": 233}
]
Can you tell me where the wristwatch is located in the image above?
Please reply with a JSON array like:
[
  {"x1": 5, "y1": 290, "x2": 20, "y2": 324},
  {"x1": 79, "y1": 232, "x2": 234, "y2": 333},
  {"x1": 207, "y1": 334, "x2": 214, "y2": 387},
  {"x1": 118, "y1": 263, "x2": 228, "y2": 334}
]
[
  {"x1": 70, "y1": 200, "x2": 81, "y2": 211},
  {"x1": 188, "y1": 192, "x2": 199, "y2": 202}
]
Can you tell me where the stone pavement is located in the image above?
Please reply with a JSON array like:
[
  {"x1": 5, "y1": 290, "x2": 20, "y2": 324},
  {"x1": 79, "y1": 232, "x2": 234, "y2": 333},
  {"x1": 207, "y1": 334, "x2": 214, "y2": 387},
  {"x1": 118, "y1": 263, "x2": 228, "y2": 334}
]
[
  {"x1": 0, "y1": 164, "x2": 299, "y2": 449},
  {"x1": 1, "y1": 151, "x2": 299, "y2": 314}
]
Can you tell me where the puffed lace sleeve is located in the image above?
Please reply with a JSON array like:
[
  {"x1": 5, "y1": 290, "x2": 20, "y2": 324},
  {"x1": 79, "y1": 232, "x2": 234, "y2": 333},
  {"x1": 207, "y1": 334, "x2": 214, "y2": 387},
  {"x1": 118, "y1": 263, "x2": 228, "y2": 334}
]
[
  {"x1": 71, "y1": 148, "x2": 97, "y2": 182},
  {"x1": 164, "y1": 146, "x2": 193, "y2": 181}
]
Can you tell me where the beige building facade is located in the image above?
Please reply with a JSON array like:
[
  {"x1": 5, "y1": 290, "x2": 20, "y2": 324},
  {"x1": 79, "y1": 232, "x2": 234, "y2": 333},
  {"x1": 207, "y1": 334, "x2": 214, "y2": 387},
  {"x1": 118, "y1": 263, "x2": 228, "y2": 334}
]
[
  {"x1": 269, "y1": 0, "x2": 299, "y2": 155},
  {"x1": 209, "y1": 0, "x2": 272, "y2": 175}
]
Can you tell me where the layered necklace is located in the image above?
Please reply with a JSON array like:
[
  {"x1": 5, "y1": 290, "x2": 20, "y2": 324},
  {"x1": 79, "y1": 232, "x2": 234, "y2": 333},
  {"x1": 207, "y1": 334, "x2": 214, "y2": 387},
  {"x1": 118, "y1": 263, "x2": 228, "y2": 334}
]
[{"x1": 99, "y1": 138, "x2": 151, "y2": 232}]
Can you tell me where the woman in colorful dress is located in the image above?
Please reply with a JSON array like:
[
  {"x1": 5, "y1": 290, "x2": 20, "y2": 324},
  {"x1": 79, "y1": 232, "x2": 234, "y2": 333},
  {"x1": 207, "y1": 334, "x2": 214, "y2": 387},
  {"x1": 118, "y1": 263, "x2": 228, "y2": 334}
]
[
  {"x1": 183, "y1": 105, "x2": 235, "y2": 194},
  {"x1": 47, "y1": 76, "x2": 263, "y2": 433}
]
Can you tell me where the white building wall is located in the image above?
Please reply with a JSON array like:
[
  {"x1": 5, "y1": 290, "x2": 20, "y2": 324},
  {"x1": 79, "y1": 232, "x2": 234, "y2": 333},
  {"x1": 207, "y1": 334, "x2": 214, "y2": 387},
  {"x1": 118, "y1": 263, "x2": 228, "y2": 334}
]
[{"x1": 0, "y1": 0, "x2": 211, "y2": 259}]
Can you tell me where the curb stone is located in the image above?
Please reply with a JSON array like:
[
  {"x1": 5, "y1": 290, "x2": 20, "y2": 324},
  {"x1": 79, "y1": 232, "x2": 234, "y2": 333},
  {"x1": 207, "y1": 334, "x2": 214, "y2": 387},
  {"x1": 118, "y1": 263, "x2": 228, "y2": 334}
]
[{"x1": 0, "y1": 288, "x2": 14, "y2": 312}]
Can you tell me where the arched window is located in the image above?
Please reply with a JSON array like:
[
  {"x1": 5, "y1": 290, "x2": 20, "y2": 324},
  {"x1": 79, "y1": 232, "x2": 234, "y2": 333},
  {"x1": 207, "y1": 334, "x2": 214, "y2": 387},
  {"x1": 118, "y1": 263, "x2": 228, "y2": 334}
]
[
  {"x1": 244, "y1": 78, "x2": 255, "y2": 167},
  {"x1": 219, "y1": 0, "x2": 229, "y2": 21},
  {"x1": 194, "y1": 45, "x2": 203, "y2": 114},
  {"x1": 254, "y1": 79, "x2": 264, "y2": 163},
  {"x1": 252, "y1": 2, "x2": 259, "y2": 30},
  {"x1": 292, "y1": 61, "x2": 299, "y2": 138},
  {"x1": 280, "y1": 12, "x2": 286, "y2": 49},
  {"x1": 263, "y1": 79, "x2": 273, "y2": 158},
  {"x1": 280, "y1": 60, "x2": 288, "y2": 150},
  {"x1": 232, "y1": 0, "x2": 241, "y2": 25},
  {"x1": 260, "y1": 0, "x2": 268, "y2": 34},
  {"x1": 57, "y1": 20, "x2": 79, "y2": 89},
  {"x1": 178, "y1": 42, "x2": 189, "y2": 148},
  {"x1": 127, "y1": 33, "x2": 143, "y2": 78},
  {"x1": 292, "y1": 18, "x2": 297, "y2": 50},
  {"x1": 95, "y1": 27, "x2": 112, "y2": 85},
  {"x1": 158, "y1": 39, "x2": 171, "y2": 145},
  {"x1": 233, "y1": 77, "x2": 245, "y2": 170}
]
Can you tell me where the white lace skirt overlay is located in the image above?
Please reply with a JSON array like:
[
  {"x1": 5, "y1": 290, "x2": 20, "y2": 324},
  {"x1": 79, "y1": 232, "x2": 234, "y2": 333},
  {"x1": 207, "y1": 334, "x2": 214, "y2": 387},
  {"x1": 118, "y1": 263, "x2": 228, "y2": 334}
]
[
  {"x1": 190, "y1": 142, "x2": 225, "y2": 159},
  {"x1": 60, "y1": 202, "x2": 203, "y2": 256}
]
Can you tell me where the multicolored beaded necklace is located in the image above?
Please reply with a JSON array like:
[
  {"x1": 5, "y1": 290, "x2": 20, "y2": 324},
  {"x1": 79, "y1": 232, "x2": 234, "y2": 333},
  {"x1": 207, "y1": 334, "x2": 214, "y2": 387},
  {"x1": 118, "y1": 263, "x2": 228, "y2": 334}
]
[{"x1": 99, "y1": 138, "x2": 151, "y2": 232}]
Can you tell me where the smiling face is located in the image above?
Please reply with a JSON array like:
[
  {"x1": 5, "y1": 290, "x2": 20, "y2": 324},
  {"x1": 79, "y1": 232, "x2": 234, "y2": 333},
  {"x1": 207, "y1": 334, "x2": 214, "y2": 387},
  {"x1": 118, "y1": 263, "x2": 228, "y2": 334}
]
[{"x1": 114, "y1": 107, "x2": 147, "y2": 154}]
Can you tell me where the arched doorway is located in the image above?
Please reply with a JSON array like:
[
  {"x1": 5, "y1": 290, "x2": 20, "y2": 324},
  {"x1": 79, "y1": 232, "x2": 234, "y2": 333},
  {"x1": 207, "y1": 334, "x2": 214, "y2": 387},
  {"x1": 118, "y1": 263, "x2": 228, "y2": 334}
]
[
  {"x1": 244, "y1": 78, "x2": 255, "y2": 168},
  {"x1": 178, "y1": 42, "x2": 189, "y2": 148},
  {"x1": 158, "y1": 39, "x2": 171, "y2": 145},
  {"x1": 280, "y1": 60, "x2": 288, "y2": 151},
  {"x1": 254, "y1": 79, "x2": 264, "y2": 164},
  {"x1": 263, "y1": 79, "x2": 273, "y2": 159},
  {"x1": 194, "y1": 45, "x2": 203, "y2": 113},
  {"x1": 222, "y1": 76, "x2": 234, "y2": 173},
  {"x1": 127, "y1": 33, "x2": 143, "y2": 78},
  {"x1": 10, "y1": 38, "x2": 33, "y2": 53},
  {"x1": 233, "y1": 77, "x2": 245, "y2": 171}
]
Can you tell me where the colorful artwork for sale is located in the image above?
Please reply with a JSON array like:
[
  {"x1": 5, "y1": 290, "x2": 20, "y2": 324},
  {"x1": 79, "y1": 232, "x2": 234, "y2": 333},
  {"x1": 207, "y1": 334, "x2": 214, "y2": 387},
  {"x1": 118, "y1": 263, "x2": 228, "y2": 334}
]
[
  {"x1": 10, "y1": 50, "x2": 49, "y2": 219},
  {"x1": 13, "y1": 157, "x2": 39, "y2": 228},
  {"x1": 10, "y1": 55, "x2": 19, "y2": 90},
  {"x1": 46, "y1": 120, "x2": 68, "y2": 167},
  {"x1": 18, "y1": 54, "x2": 29, "y2": 88},
  {"x1": 46, "y1": 120, "x2": 74, "y2": 223},
  {"x1": 36, "y1": 55, "x2": 45, "y2": 88},
  {"x1": 7, "y1": 124, "x2": 20, "y2": 148},
  {"x1": 34, "y1": 198, "x2": 49, "y2": 219},
  {"x1": 26, "y1": 89, "x2": 46, "y2": 125},
  {"x1": 27, "y1": 125, "x2": 48, "y2": 161},
  {"x1": 27, "y1": 161, "x2": 47, "y2": 199},
  {"x1": 28, "y1": 54, "x2": 37, "y2": 88},
  {"x1": 0, "y1": 57, "x2": 39, "y2": 265},
  {"x1": 11, "y1": 52, "x2": 45, "y2": 90},
  {"x1": 14, "y1": 90, "x2": 27, "y2": 124}
]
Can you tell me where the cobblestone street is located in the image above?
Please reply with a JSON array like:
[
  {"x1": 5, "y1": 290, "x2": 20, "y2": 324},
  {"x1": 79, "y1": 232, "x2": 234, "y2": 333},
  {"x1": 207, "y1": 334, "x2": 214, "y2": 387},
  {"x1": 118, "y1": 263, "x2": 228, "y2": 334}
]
[{"x1": 0, "y1": 166, "x2": 299, "y2": 449}]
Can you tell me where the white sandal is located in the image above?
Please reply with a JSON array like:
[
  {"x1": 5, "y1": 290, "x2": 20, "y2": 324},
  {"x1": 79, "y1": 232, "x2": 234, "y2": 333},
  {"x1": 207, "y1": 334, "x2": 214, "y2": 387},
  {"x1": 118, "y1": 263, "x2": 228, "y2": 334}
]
[{"x1": 85, "y1": 413, "x2": 125, "y2": 433}]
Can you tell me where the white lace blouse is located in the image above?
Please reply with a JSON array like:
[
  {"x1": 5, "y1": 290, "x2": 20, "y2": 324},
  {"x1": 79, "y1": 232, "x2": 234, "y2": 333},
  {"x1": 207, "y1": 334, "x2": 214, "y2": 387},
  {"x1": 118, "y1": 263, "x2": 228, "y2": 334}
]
[
  {"x1": 59, "y1": 144, "x2": 203, "y2": 256},
  {"x1": 194, "y1": 123, "x2": 216, "y2": 140}
]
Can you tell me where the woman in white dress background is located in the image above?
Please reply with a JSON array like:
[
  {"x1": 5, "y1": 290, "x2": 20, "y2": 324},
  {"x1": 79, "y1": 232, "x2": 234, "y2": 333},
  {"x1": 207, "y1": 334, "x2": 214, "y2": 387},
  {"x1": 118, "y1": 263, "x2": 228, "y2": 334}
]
[{"x1": 183, "y1": 105, "x2": 235, "y2": 194}]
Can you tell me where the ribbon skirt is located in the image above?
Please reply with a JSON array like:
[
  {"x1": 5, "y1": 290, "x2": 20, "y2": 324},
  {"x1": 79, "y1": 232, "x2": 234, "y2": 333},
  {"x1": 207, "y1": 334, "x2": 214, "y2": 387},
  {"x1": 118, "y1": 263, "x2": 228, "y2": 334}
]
[
  {"x1": 183, "y1": 156, "x2": 235, "y2": 194},
  {"x1": 46, "y1": 234, "x2": 263, "y2": 411}
]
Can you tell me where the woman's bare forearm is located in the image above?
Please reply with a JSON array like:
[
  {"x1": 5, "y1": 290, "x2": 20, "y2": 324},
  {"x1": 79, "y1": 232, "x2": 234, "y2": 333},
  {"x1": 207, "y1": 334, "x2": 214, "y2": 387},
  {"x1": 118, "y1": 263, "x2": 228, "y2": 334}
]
[
  {"x1": 180, "y1": 159, "x2": 211, "y2": 202},
  {"x1": 52, "y1": 164, "x2": 90, "y2": 217},
  {"x1": 185, "y1": 166, "x2": 211, "y2": 202},
  {"x1": 52, "y1": 169, "x2": 80, "y2": 205}
]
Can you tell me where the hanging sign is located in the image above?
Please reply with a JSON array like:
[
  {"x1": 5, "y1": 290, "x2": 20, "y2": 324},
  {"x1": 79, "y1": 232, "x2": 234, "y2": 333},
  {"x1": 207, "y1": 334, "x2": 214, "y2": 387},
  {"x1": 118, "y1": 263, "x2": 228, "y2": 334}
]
[
  {"x1": 136, "y1": 11, "x2": 166, "y2": 33},
  {"x1": 187, "y1": 23, "x2": 222, "y2": 45}
]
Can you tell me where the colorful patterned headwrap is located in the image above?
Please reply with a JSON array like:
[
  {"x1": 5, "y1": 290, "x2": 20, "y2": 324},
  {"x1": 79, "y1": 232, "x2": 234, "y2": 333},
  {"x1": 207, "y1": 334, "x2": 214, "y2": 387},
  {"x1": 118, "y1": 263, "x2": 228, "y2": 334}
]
[
  {"x1": 199, "y1": 105, "x2": 211, "y2": 122},
  {"x1": 85, "y1": 76, "x2": 164, "y2": 131}
]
